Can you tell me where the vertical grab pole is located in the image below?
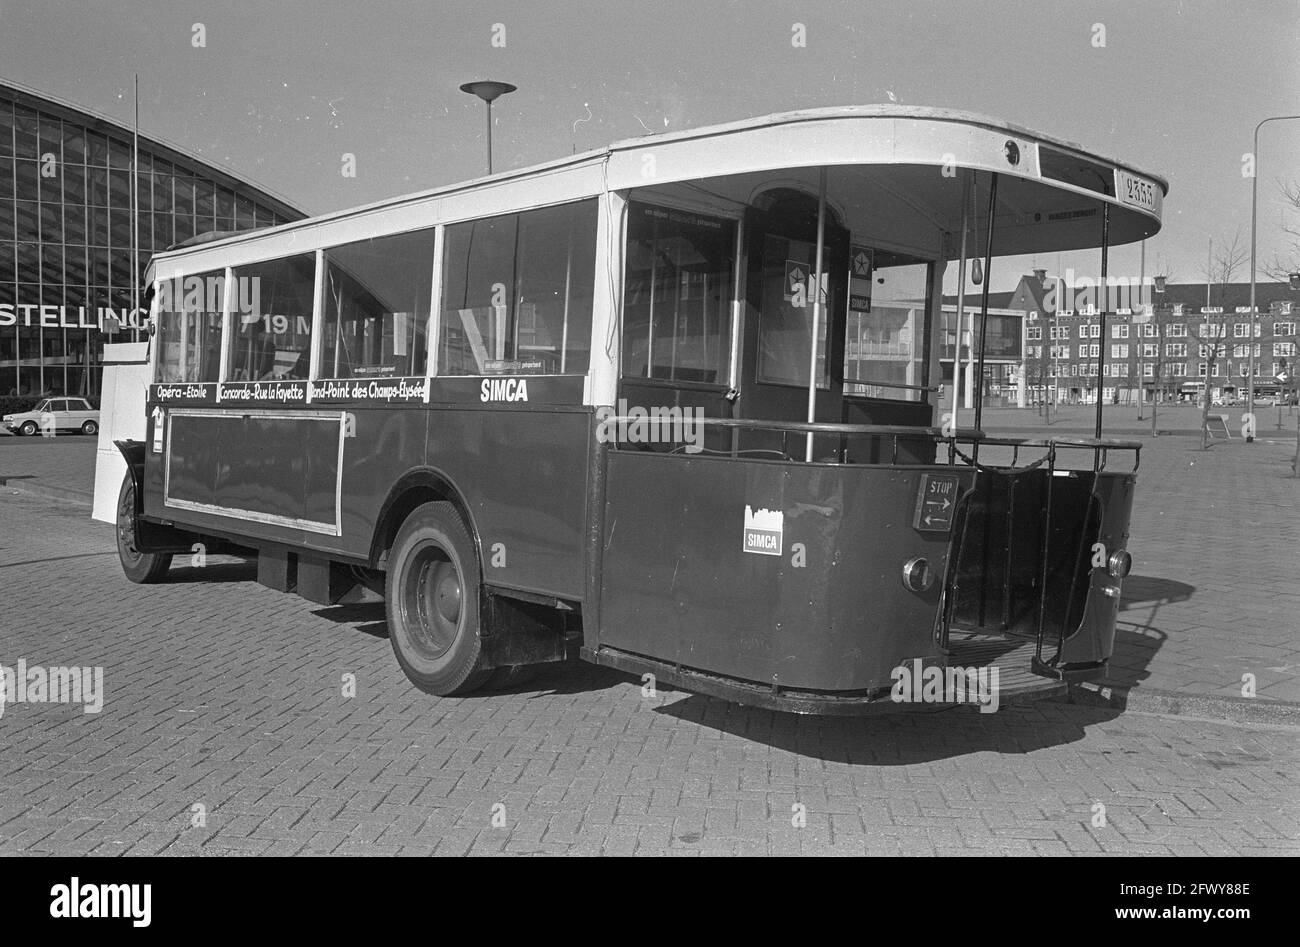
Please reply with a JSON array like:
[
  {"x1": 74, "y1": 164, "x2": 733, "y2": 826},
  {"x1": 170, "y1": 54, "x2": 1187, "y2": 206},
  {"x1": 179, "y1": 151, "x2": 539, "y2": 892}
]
[
  {"x1": 1095, "y1": 202, "x2": 1111, "y2": 449},
  {"x1": 805, "y1": 167, "x2": 828, "y2": 462},
  {"x1": 972, "y1": 173, "x2": 999, "y2": 459},
  {"x1": 952, "y1": 170, "x2": 971, "y2": 436}
]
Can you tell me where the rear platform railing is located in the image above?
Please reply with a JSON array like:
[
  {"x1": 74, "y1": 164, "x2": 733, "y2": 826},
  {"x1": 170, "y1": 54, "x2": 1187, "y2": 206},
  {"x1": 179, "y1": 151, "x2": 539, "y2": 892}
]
[{"x1": 605, "y1": 416, "x2": 1142, "y2": 474}]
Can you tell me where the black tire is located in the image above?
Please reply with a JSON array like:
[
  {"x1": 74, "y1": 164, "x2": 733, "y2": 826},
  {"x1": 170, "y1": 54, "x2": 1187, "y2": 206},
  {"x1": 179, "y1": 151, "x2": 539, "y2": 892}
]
[
  {"x1": 19, "y1": 421, "x2": 36, "y2": 436},
  {"x1": 384, "y1": 501, "x2": 490, "y2": 696},
  {"x1": 116, "y1": 472, "x2": 172, "y2": 584},
  {"x1": 81, "y1": 420, "x2": 98, "y2": 436}
]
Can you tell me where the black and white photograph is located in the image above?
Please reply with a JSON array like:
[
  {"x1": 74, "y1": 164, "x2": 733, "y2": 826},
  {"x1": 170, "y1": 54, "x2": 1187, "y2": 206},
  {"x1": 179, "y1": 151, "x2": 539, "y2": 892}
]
[{"x1": 0, "y1": 0, "x2": 1295, "y2": 913}]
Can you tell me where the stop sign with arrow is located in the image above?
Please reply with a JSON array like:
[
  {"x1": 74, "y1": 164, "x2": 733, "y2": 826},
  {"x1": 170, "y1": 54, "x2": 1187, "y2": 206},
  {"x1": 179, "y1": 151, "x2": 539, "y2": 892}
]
[{"x1": 913, "y1": 473, "x2": 960, "y2": 532}]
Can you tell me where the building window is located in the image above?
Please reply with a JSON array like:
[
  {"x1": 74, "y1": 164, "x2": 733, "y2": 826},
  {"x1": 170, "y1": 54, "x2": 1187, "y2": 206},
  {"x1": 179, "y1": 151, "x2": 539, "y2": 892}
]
[
  {"x1": 1077, "y1": 344, "x2": 1087, "y2": 358},
  {"x1": 1143, "y1": 363, "x2": 1154, "y2": 378},
  {"x1": 1111, "y1": 324, "x2": 1128, "y2": 339},
  {"x1": 1234, "y1": 323, "x2": 1250, "y2": 338},
  {"x1": 1275, "y1": 322, "x2": 1296, "y2": 337},
  {"x1": 1078, "y1": 324, "x2": 1087, "y2": 339},
  {"x1": 1198, "y1": 362, "x2": 1208, "y2": 378},
  {"x1": 1026, "y1": 325, "x2": 1041, "y2": 341},
  {"x1": 1088, "y1": 323, "x2": 1100, "y2": 338},
  {"x1": 1166, "y1": 343, "x2": 1186, "y2": 358},
  {"x1": 1170, "y1": 364, "x2": 1187, "y2": 377},
  {"x1": 1141, "y1": 323, "x2": 1158, "y2": 338},
  {"x1": 1274, "y1": 342, "x2": 1297, "y2": 357},
  {"x1": 1112, "y1": 344, "x2": 1128, "y2": 358},
  {"x1": 1166, "y1": 323, "x2": 1186, "y2": 338},
  {"x1": 442, "y1": 199, "x2": 599, "y2": 377},
  {"x1": 1142, "y1": 343, "x2": 1157, "y2": 358},
  {"x1": 1089, "y1": 343, "x2": 1099, "y2": 358}
]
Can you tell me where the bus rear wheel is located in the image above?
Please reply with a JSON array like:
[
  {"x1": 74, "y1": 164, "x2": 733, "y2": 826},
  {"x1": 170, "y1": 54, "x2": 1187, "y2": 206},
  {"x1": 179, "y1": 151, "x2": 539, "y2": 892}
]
[
  {"x1": 385, "y1": 501, "x2": 491, "y2": 696},
  {"x1": 116, "y1": 472, "x2": 173, "y2": 584}
]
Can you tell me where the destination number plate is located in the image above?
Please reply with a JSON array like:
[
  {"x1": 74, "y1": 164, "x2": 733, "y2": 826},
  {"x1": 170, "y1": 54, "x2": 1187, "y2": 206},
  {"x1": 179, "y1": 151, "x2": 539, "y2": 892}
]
[{"x1": 1115, "y1": 169, "x2": 1160, "y2": 215}]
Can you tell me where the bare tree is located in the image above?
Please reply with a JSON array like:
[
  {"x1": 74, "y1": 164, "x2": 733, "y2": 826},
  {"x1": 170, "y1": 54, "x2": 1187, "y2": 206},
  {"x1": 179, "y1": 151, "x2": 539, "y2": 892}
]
[
  {"x1": 1143, "y1": 255, "x2": 1176, "y2": 433},
  {"x1": 1152, "y1": 254, "x2": 1178, "y2": 287},
  {"x1": 1199, "y1": 229, "x2": 1249, "y2": 306},
  {"x1": 1189, "y1": 319, "x2": 1229, "y2": 449},
  {"x1": 1262, "y1": 180, "x2": 1300, "y2": 281}
]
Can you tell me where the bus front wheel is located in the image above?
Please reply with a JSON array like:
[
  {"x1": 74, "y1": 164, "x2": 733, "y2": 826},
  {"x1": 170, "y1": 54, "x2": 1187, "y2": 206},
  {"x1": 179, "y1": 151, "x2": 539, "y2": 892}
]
[
  {"x1": 116, "y1": 473, "x2": 173, "y2": 584},
  {"x1": 385, "y1": 501, "x2": 491, "y2": 696}
]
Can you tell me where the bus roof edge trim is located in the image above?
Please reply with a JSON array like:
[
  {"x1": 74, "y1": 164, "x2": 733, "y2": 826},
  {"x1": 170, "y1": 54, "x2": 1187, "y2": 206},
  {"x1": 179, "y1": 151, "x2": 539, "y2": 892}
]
[{"x1": 147, "y1": 105, "x2": 1166, "y2": 268}]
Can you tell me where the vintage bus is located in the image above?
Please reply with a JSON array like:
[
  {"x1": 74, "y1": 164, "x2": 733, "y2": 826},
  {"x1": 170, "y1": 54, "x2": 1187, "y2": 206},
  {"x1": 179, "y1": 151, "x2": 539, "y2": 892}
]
[{"x1": 106, "y1": 106, "x2": 1164, "y2": 713}]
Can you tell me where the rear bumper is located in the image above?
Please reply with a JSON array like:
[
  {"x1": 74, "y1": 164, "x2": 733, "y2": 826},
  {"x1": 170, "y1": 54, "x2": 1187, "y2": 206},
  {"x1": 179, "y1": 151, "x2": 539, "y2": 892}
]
[{"x1": 583, "y1": 640, "x2": 1072, "y2": 716}]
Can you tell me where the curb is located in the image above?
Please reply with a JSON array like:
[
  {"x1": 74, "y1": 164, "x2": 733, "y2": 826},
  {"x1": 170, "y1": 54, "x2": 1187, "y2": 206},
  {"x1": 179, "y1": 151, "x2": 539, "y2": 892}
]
[
  {"x1": 1058, "y1": 682, "x2": 1300, "y2": 727},
  {"x1": 0, "y1": 478, "x2": 93, "y2": 506}
]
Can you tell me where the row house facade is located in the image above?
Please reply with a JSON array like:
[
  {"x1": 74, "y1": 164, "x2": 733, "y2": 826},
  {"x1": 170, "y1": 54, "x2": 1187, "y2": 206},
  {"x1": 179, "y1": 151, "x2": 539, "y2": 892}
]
[{"x1": 1009, "y1": 274, "x2": 1298, "y2": 405}]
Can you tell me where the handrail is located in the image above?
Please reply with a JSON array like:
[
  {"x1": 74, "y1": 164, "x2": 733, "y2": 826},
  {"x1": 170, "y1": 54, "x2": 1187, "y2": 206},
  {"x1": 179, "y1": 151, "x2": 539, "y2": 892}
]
[
  {"x1": 606, "y1": 415, "x2": 986, "y2": 439},
  {"x1": 975, "y1": 435, "x2": 1143, "y2": 451},
  {"x1": 600, "y1": 415, "x2": 1141, "y2": 471}
]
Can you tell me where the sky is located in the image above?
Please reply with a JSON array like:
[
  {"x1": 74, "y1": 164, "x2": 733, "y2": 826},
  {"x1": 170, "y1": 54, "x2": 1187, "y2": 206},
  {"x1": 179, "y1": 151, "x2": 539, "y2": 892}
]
[{"x1": 2, "y1": 0, "x2": 1299, "y2": 292}]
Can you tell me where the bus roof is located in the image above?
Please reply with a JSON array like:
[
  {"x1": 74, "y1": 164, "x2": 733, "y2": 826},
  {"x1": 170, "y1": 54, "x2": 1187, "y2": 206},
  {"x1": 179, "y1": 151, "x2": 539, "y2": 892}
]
[{"x1": 148, "y1": 105, "x2": 1167, "y2": 278}]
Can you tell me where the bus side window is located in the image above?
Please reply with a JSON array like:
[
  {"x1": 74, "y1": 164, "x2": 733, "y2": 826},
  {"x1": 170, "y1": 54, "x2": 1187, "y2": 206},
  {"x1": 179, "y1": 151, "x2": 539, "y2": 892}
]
[
  {"x1": 438, "y1": 199, "x2": 597, "y2": 376},
  {"x1": 321, "y1": 228, "x2": 436, "y2": 379},
  {"x1": 154, "y1": 270, "x2": 225, "y2": 384},
  {"x1": 621, "y1": 203, "x2": 734, "y2": 385},
  {"x1": 226, "y1": 254, "x2": 315, "y2": 382}
]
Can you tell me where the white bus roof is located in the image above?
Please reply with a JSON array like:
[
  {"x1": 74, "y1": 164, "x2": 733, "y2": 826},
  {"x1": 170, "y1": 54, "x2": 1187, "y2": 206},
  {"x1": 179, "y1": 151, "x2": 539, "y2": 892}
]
[{"x1": 149, "y1": 105, "x2": 1167, "y2": 279}]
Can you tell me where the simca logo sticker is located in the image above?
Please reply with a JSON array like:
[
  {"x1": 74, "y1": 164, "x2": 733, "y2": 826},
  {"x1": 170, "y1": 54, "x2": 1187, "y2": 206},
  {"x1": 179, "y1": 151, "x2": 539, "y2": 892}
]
[{"x1": 743, "y1": 505, "x2": 783, "y2": 556}]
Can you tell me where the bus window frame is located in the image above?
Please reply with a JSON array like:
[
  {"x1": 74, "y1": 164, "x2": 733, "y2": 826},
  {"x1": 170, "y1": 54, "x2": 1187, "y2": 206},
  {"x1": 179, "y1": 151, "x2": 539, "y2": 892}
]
[{"x1": 618, "y1": 195, "x2": 745, "y2": 392}]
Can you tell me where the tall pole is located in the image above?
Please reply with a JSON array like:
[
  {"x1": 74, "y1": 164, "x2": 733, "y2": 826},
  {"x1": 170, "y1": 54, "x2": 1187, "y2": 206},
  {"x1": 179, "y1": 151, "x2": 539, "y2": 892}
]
[
  {"x1": 804, "y1": 167, "x2": 827, "y2": 462},
  {"x1": 460, "y1": 81, "x2": 516, "y2": 177},
  {"x1": 1248, "y1": 116, "x2": 1300, "y2": 445},
  {"x1": 1096, "y1": 203, "x2": 1110, "y2": 439},
  {"x1": 972, "y1": 172, "x2": 998, "y2": 438},
  {"x1": 1137, "y1": 239, "x2": 1145, "y2": 418},
  {"x1": 1205, "y1": 237, "x2": 1212, "y2": 310},
  {"x1": 952, "y1": 170, "x2": 971, "y2": 432},
  {"x1": 132, "y1": 74, "x2": 140, "y2": 340}
]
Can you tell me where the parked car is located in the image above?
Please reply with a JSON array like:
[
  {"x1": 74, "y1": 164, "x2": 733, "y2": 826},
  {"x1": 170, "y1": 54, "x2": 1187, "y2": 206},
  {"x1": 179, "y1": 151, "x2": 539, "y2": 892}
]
[{"x1": 2, "y1": 397, "x2": 99, "y2": 436}]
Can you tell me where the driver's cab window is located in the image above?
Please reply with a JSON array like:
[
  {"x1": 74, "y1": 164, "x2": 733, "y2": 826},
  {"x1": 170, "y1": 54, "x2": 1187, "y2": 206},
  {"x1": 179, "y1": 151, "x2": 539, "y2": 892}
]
[
  {"x1": 621, "y1": 202, "x2": 734, "y2": 385},
  {"x1": 842, "y1": 250, "x2": 932, "y2": 403}
]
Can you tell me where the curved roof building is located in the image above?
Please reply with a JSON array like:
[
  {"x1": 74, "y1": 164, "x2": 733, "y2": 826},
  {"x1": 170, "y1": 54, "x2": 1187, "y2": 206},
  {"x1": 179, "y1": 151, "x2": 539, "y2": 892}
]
[{"x1": 0, "y1": 79, "x2": 305, "y2": 398}]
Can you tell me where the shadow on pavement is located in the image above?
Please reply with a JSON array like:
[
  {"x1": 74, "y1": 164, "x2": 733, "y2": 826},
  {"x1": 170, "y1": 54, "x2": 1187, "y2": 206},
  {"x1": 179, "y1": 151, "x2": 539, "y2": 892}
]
[
  {"x1": 311, "y1": 601, "x2": 388, "y2": 638},
  {"x1": 163, "y1": 558, "x2": 259, "y2": 585},
  {"x1": 651, "y1": 693, "x2": 1125, "y2": 762},
  {"x1": 1107, "y1": 574, "x2": 1193, "y2": 691}
]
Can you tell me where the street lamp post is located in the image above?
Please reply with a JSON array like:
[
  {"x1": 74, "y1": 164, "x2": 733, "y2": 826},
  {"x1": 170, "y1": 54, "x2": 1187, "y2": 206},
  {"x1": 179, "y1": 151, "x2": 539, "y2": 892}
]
[
  {"x1": 459, "y1": 80, "x2": 517, "y2": 174},
  {"x1": 1247, "y1": 114, "x2": 1300, "y2": 443}
]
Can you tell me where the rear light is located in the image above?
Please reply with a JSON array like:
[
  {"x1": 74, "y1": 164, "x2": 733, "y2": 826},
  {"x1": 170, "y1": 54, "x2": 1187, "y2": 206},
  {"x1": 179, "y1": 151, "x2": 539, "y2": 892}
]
[
  {"x1": 1107, "y1": 549, "x2": 1132, "y2": 578},
  {"x1": 902, "y1": 557, "x2": 935, "y2": 592}
]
